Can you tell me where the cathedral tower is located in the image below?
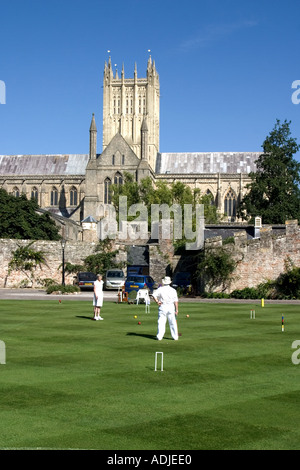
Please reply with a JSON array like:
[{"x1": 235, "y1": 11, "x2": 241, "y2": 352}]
[{"x1": 102, "y1": 56, "x2": 159, "y2": 170}]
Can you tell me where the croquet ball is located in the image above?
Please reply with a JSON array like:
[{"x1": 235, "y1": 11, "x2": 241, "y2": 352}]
[
  {"x1": 186, "y1": 314, "x2": 189, "y2": 318},
  {"x1": 134, "y1": 315, "x2": 137, "y2": 319},
  {"x1": 138, "y1": 321, "x2": 141, "y2": 325},
  {"x1": 179, "y1": 332, "x2": 182, "y2": 336}
]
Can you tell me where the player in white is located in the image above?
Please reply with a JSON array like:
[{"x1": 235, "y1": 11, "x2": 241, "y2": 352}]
[
  {"x1": 93, "y1": 274, "x2": 104, "y2": 320},
  {"x1": 152, "y1": 276, "x2": 179, "y2": 341}
]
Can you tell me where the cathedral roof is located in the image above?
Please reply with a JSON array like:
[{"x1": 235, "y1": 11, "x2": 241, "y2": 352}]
[
  {"x1": 0, "y1": 154, "x2": 89, "y2": 176},
  {"x1": 155, "y1": 152, "x2": 260, "y2": 175}
]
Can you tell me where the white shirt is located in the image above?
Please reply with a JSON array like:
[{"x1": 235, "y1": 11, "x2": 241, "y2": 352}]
[
  {"x1": 154, "y1": 285, "x2": 178, "y2": 306},
  {"x1": 94, "y1": 279, "x2": 103, "y2": 297}
]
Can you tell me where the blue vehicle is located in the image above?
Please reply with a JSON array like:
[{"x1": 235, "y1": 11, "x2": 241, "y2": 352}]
[
  {"x1": 124, "y1": 275, "x2": 155, "y2": 294},
  {"x1": 171, "y1": 272, "x2": 191, "y2": 290}
]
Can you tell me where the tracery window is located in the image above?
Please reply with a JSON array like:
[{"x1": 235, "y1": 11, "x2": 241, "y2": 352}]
[
  {"x1": 224, "y1": 189, "x2": 236, "y2": 218},
  {"x1": 51, "y1": 187, "x2": 58, "y2": 206},
  {"x1": 70, "y1": 187, "x2": 78, "y2": 206},
  {"x1": 206, "y1": 189, "x2": 214, "y2": 205},
  {"x1": 114, "y1": 172, "x2": 123, "y2": 185},
  {"x1": 31, "y1": 187, "x2": 38, "y2": 202},
  {"x1": 13, "y1": 187, "x2": 20, "y2": 198}
]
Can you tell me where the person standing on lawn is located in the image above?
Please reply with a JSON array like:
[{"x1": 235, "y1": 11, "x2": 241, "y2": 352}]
[
  {"x1": 152, "y1": 276, "x2": 179, "y2": 340},
  {"x1": 93, "y1": 274, "x2": 104, "y2": 320}
]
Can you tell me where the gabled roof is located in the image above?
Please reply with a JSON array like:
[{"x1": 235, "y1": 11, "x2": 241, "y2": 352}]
[{"x1": 99, "y1": 133, "x2": 139, "y2": 165}]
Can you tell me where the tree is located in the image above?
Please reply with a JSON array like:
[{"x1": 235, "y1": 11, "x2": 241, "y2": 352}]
[
  {"x1": 239, "y1": 120, "x2": 300, "y2": 224},
  {"x1": 0, "y1": 189, "x2": 60, "y2": 240},
  {"x1": 8, "y1": 241, "x2": 47, "y2": 287},
  {"x1": 197, "y1": 246, "x2": 236, "y2": 292},
  {"x1": 111, "y1": 174, "x2": 219, "y2": 227},
  {"x1": 84, "y1": 239, "x2": 123, "y2": 274}
]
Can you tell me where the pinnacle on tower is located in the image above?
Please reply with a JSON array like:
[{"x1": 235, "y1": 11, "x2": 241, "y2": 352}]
[
  {"x1": 89, "y1": 113, "x2": 97, "y2": 132},
  {"x1": 89, "y1": 113, "x2": 97, "y2": 160}
]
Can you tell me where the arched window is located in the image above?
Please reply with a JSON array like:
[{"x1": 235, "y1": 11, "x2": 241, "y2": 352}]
[
  {"x1": 224, "y1": 189, "x2": 237, "y2": 219},
  {"x1": 114, "y1": 172, "x2": 123, "y2": 185},
  {"x1": 31, "y1": 187, "x2": 38, "y2": 202},
  {"x1": 70, "y1": 187, "x2": 78, "y2": 206},
  {"x1": 13, "y1": 187, "x2": 20, "y2": 198},
  {"x1": 104, "y1": 178, "x2": 112, "y2": 204},
  {"x1": 51, "y1": 187, "x2": 58, "y2": 206}
]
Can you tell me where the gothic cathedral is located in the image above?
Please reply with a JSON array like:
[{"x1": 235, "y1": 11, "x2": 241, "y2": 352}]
[{"x1": 0, "y1": 56, "x2": 259, "y2": 235}]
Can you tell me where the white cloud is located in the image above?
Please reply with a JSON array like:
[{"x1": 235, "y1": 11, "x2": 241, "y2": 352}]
[{"x1": 179, "y1": 20, "x2": 258, "y2": 52}]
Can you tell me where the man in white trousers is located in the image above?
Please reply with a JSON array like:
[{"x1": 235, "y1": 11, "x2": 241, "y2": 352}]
[{"x1": 152, "y1": 276, "x2": 179, "y2": 341}]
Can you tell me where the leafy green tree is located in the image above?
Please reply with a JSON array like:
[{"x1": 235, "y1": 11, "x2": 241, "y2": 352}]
[
  {"x1": 84, "y1": 239, "x2": 123, "y2": 274},
  {"x1": 111, "y1": 174, "x2": 219, "y2": 225},
  {"x1": 111, "y1": 172, "x2": 140, "y2": 213},
  {"x1": 239, "y1": 120, "x2": 300, "y2": 223},
  {"x1": 8, "y1": 241, "x2": 47, "y2": 286},
  {"x1": 197, "y1": 246, "x2": 236, "y2": 292},
  {"x1": 0, "y1": 189, "x2": 60, "y2": 240}
]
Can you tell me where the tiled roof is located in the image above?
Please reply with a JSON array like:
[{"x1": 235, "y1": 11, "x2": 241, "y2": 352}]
[
  {"x1": 156, "y1": 152, "x2": 260, "y2": 174},
  {"x1": 0, "y1": 154, "x2": 89, "y2": 176}
]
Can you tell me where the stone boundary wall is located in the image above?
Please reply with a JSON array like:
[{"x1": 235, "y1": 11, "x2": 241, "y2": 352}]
[
  {"x1": 0, "y1": 239, "x2": 98, "y2": 288},
  {"x1": 206, "y1": 219, "x2": 300, "y2": 292},
  {"x1": 1, "y1": 220, "x2": 300, "y2": 291}
]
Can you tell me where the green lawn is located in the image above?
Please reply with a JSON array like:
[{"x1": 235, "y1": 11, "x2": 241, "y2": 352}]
[{"x1": 0, "y1": 298, "x2": 299, "y2": 450}]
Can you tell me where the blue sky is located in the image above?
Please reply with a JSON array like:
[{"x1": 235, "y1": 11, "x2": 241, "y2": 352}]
[{"x1": 0, "y1": 0, "x2": 300, "y2": 158}]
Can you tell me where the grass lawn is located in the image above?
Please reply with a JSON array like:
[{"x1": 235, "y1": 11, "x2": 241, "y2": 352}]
[{"x1": 0, "y1": 298, "x2": 300, "y2": 450}]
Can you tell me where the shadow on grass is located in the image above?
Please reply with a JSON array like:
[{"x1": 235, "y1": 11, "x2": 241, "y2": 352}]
[
  {"x1": 76, "y1": 315, "x2": 94, "y2": 321},
  {"x1": 127, "y1": 332, "x2": 157, "y2": 340}
]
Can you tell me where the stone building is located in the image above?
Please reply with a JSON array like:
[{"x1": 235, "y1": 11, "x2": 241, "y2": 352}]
[{"x1": 0, "y1": 56, "x2": 259, "y2": 235}]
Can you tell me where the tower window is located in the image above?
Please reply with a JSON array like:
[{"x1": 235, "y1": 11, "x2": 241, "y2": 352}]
[{"x1": 113, "y1": 97, "x2": 120, "y2": 115}]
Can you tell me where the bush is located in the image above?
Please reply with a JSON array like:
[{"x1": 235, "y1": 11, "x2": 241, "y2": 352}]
[
  {"x1": 230, "y1": 287, "x2": 259, "y2": 299},
  {"x1": 46, "y1": 284, "x2": 80, "y2": 295},
  {"x1": 39, "y1": 278, "x2": 59, "y2": 288},
  {"x1": 201, "y1": 291, "x2": 230, "y2": 299},
  {"x1": 276, "y1": 266, "x2": 300, "y2": 299},
  {"x1": 197, "y1": 247, "x2": 236, "y2": 292}
]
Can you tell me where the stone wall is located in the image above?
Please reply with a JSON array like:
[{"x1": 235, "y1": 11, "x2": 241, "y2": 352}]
[
  {"x1": 0, "y1": 239, "x2": 97, "y2": 288},
  {"x1": 1, "y1": 220, "x2": 300, "y2": 291},
  {"x1": 206, "y1": 219, "x2": 300, "y2": 292}
]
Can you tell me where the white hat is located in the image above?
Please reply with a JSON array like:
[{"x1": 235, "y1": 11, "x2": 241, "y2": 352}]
[{"x1": 162, "y1": 276, "x2": 172, "y2": 285}]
